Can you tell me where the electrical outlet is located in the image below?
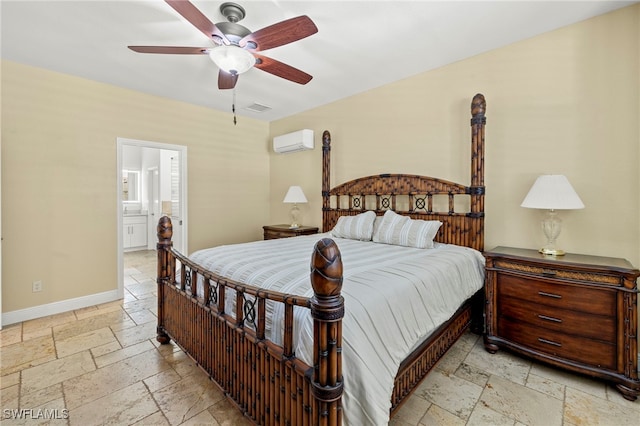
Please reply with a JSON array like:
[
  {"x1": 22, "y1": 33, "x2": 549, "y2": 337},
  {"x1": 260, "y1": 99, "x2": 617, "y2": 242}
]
[{"x1": 32, "y1": 280, "x2": 43, "y2": 292}]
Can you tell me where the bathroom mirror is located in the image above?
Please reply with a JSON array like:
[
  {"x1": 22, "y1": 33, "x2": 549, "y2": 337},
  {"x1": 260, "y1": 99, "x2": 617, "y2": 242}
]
[{"x1": 122, "y1": 170, "x2": 140, "y2": 202}]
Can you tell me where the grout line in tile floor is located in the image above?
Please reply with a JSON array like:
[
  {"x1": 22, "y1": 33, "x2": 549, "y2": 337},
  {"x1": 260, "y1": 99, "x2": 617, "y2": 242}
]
[{"x1": 1, "y1": 250, "x2": 638, "y2": 425}]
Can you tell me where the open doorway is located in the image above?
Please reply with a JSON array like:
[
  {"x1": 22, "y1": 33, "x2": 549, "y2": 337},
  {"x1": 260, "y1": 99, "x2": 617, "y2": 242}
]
[{"x1": 116, "y1": 138, "x2": 187, "y2": 298}]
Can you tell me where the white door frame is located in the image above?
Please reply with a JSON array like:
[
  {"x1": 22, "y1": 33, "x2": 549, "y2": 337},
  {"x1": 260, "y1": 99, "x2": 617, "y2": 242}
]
[
  {"x1": 116, "y1": 138, "x2": 188, "y2": 298},
  {"x1": 146, "y1": 166, "x2": 160, "y2": 250}
]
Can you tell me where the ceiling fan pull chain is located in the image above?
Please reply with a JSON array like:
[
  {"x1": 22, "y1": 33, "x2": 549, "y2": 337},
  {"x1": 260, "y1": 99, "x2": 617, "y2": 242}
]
[{"x1": 232, "y1": 86, "x2": 237, "y2": 125}]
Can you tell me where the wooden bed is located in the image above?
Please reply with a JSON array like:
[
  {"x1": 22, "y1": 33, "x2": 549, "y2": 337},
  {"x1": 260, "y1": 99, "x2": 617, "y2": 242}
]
[{"x1": 156, "y1": 93, "x2": 487, "y2": 425}]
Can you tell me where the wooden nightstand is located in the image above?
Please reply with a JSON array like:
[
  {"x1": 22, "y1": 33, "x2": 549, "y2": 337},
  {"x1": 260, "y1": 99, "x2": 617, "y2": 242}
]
[
  {"x1": 263, "y1": 224, "x2": 319, "y2": 240},
  {"x1": 484, "y1": 246, "x2": 640, "y2": 401}
]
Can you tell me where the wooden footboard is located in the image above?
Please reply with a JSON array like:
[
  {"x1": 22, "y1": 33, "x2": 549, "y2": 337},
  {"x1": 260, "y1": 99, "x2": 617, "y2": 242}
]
[{"x1": 156, "y1": 217, "x2": 344, "y2": 425}]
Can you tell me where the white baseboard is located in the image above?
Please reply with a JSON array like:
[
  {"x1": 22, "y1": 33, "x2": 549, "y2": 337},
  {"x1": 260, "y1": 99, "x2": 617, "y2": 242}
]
[{"x1": 1, "y1": 290, "x2": 121, "y2": 327}]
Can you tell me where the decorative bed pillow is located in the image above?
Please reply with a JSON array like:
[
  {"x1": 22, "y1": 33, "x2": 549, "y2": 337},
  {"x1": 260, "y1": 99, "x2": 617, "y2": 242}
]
[
  {"x1": 373, "y1": 210, "x2": 442, "y2": 249},
  {"x1": 330, "y1": 211, "x2": 376, "y2": 241}
]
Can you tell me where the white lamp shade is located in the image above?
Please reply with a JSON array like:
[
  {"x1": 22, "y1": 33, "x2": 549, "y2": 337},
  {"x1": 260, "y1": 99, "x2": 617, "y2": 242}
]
[
  {"x1": 283, "y1": 186, "x2": 308, "y2": 204},
  {"x1": 208, "y1": 45, "x2": 255, "y2": 75},
  {"x1": 521, "y1": 175, "x2": 585, "y2": 210}
]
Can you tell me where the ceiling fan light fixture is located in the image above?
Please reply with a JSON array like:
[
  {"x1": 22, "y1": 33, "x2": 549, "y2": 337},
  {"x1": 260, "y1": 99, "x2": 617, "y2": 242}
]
[{"x1": 209, "y1": 45, "x2": 255, "y2": 75}]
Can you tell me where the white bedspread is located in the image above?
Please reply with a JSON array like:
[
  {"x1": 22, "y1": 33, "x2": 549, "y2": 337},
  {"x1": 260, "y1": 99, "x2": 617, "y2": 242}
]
[{"x1": 188, "y1": 233, "x2": 485, "y2": 425}]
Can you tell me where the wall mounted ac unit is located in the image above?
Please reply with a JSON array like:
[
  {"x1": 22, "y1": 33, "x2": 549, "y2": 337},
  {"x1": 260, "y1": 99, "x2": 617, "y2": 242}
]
[{"x1": 273, "y1": 129, "x2": 314, "y2": 154}]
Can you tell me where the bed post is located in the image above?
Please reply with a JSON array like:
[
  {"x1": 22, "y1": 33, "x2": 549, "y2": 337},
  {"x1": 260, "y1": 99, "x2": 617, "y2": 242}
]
[
  {"x1": 156, "y1": 216, "x2": 173, "y2": 344},
  {"x1": 309, "y1": 238, "x2": 344, "y2": 426},
  {"x1": 321, "y1": 130, "x2": 331, "y2": 232},
  {"x1": 469, "y1": 93, "x2": 486, "y2": 252}
]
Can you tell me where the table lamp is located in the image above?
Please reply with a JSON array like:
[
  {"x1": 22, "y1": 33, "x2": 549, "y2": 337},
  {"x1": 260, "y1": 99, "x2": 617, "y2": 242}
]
[
  {"x1": 521, "y1": 175, "x2": 584, "y2": 256},
  {"x1": 283, "y1": 185, "x2": 307, "y2": 228}
]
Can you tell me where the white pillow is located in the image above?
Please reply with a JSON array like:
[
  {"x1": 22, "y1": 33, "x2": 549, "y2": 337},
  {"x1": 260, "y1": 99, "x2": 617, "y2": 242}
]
[
  {"x1": 373, "y1": 210, "x2": 442, "y2": 249},
  {"x1": 330, "y1": 211, "x2": 376, "y2": 241}
]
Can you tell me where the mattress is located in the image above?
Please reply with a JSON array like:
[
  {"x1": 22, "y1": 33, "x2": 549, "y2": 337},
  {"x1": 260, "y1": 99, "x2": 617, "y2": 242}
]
[{"x1": 188, "y1": 233, "x2": 485, "y2": 425}]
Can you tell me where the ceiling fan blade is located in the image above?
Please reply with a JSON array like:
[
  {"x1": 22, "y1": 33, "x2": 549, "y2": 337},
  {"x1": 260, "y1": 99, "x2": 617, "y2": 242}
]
[
  {"x1": 240, "y1": 16, "x2": 318, "y2": 52},
  {"x1": 165, "y1": 0, "x2": 229, "y2": 45},
  {"x1": 128, "y1": 46, "x2": 210, "y2": 55},
  {"x1": 218, "y1": 70, "x2": 238, "y2": 90},
  {"x1": 254, "y1": 54, "x2": 312, "y2": 85}
]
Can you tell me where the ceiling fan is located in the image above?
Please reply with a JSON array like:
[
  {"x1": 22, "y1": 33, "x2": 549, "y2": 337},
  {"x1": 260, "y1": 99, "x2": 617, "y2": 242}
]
[{"x1": 128, "y1": 0, "x2": 318, "y2": 90}]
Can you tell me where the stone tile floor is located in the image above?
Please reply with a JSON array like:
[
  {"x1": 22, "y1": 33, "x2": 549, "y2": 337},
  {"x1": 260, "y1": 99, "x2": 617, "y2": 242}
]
[{"x1": 1, "y1": 250, "x2": 638, "y2": 425}]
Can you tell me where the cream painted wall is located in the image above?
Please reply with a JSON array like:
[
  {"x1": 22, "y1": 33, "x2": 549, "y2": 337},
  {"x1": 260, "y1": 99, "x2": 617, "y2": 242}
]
[
  {"x1": 1, "y1": 61, "x2": 270, "y2": 314},
  {"x1": 270, "y1": 5, "x2": 640, "y2": 269}
]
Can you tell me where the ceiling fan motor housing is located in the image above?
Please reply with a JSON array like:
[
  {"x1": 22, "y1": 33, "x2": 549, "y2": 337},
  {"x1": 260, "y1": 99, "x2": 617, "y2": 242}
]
[{"x1": 215, "y1": 22, "x2": 251, "y2": 45}]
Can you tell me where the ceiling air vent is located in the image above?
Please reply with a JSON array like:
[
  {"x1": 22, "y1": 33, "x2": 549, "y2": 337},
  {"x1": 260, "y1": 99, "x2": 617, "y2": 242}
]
[{"x1": 245, "y1": 102, "x2": 272, "y2": 113}]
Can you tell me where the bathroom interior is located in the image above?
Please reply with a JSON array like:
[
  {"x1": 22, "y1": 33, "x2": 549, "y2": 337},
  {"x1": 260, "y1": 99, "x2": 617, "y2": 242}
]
[{"x1": 121, "y1": 144, "x2": 181, "y2": 253}]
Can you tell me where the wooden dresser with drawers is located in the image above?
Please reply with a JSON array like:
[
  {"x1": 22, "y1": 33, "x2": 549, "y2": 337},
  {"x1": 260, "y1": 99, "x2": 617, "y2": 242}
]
[{"x1": 484, "y1": 246, "x2": 640, "y2": 401}]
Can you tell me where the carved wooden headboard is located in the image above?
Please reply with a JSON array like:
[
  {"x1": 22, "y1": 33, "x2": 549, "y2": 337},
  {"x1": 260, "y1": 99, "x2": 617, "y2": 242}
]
[{"x1": 321, "y1": 93, "x2": 486, "y2": 252}]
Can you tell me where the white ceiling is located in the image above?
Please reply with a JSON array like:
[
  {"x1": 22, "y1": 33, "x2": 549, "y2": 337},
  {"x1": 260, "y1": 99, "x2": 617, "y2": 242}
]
[{"x1": 2, "y1": 1, "x2": 635, "y2": 122}]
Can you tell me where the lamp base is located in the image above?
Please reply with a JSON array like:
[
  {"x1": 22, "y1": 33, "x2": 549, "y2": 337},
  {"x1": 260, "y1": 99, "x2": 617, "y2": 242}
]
[
  {"x1": 289, "y1": 204, "x2": 301, "y2": 229},
  {"x1": 539, "y1": 247, "x2": 565, "y2": 256}
]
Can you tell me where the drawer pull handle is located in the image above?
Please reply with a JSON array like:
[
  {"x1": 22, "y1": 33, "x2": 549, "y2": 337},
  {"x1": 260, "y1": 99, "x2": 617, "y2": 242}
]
[
  {"x1": 538, "y1": 338, "x2": 562, "y2": 347},
  {"x1": 538, "y1": 291, "x2": 562, "y2": 299},
  {"x1": 538, "y1": 314, "x2": 562, "y2": 323},
  {"x1": 542, "y1": 269, "x2": 557, "y2": 277}
]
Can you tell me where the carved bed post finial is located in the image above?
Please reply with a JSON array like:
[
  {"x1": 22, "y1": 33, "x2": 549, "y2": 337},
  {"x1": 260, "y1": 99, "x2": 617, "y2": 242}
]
[
  {"x1": 471, "y1": 93, "x2": 486, "y2": 117},
  {"x1": 309, "y1": 238, "x2": 344, "y2": 425},
  {"x1": 322, "y1": 130, "x2": 332, "y2": 232},
  {"x1": 156, "y1": 216, "x2": 173, "y2": 344}
]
